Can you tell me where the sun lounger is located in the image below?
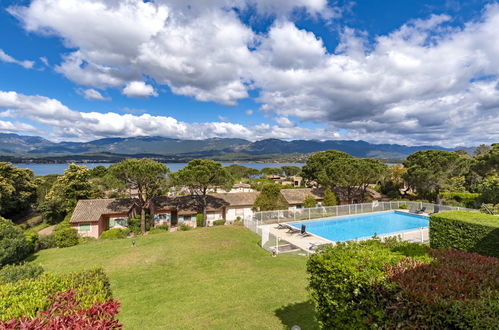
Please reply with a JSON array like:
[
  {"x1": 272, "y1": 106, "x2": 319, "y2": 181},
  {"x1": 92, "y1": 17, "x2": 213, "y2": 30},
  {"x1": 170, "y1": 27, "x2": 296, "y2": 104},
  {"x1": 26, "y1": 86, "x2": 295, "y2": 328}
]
[
  {"x1": 275, "y1": 223, "x2": 290, "y2": 230},
  {"x1": 299, "y1": 224, "x2": 312, "y2": 238},
  {"x1": 286, "y1": 226, "x2": 301, "y2": 234},
  {"x1": 309, "y1": 242, "x2": 332, "y2": 251},
  {"x1": 410, "y1": 206, "x2": 426, "y2": 214}
]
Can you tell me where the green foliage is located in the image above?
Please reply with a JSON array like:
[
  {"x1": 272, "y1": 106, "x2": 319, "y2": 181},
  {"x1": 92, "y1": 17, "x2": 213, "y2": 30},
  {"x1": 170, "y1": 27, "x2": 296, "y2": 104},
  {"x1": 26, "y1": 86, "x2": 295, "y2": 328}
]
[
  {"x1": 172, "y1": 159, "x2": 232, "y2": 226},
  {"x1": 472, "y1": 143, "x2": 498, "y2": 177},
  {"x1": 481, "y1": 203, "x2": 499, "y2": 214},
  {"x1": 0, "y1": 217, "x2": 33, "y2": 267},
  {"x1": 260, "y1": 167, "x2": 283, "y2": 177},
  {"x1": 212, "y1": 220, "x2": 226, "y2": 226},
  {"x1": 398, "y1": 204, "x2": 408, "y2": 209},
  {"x1": 109, "y1": 158, "x2": 170, "y2": 233},
  {"x1": 303, "y1": 194, "x2": 317, "y2": 208},
  {"x1": 430, "y1": 211, "x2": 499, "y2": 257},
  {"x1": 322, "y1": 189, "x2": 338, "y2": 206},
  {"x1": 307, "y1": 240, "x2": 430, "y2": 329},
  {"x1": 54, "y1": 227, "x2": 80, "y2": 248},
  {"x1": 323, "y1": 157, "x2": 387, "y2": 203},
  {"x1": 100, "y1": 228, "x2": 130, "y2": 240},
  {"x1": 179, "y1": 223, "x2": 192, "y2": 231},
  {"x1": 476, "y1": 175, "x2": 499, "y2": 205},
  {"x1": 39, "y1": 164, "x2": 103, "y2": 224},
  {"x1": 281, "y1": 165, "x2": 301, "y2": 177},
  {"x1": 403, "y1": 150, "x2": 470, "y2": 202},
  {"x1": 88, "y1": 165, "x2": 108, "y2": 178},
  {"x1": 0, "y1": 268, "x2": 112, "y2": 321},
  {"x1": 196, "y1": 213, "x2": 203, "y2": 227},
  {"x1": 34, "y1": 174, "x2": 59, "y2": 207},
  {"x1": 301, "y1": 150, "x2": 352, "y2": 183},
  {"x1": 38, "y1": 234, "x2": 56, "y2": 250},
  {"x1": 253, "y1": 184, "x2": 288, "y2": 211},
  {"x1": 440, "y1": 192, "x2": 480, "y2": 208},
  {"x1": 0, "y1": 263, "x2": 44, "y2": 284},
  {"x1": 249, "y1": 178, "x2": 275, "y2": 191},
  {"x1": 0, "y1": 162, "x2": 37, "y2": 219},
  {"x1": 224, "y1": 164, "x2": 259, "y2": 180},
  {"x1": 128, "y1": 214, "x2": 151, "y2": 234},
  {"x1": 149, "y1": 225, "x2": 169, "y2": 234}
]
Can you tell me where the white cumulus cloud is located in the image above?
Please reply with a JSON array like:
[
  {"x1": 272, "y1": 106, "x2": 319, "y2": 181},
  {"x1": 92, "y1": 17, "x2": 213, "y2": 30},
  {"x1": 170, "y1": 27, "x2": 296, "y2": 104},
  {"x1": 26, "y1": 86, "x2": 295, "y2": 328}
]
[{"x1": 122, "y1": 81, "x2": 158, "y2": 98}]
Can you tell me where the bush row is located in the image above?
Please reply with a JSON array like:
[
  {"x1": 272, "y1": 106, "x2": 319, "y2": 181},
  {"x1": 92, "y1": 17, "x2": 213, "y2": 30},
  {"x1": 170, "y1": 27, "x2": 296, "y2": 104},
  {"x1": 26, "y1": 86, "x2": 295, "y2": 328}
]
[
  {"x1": 0, "y1": 264, "x2": 44, "y2": 285},
  {"x1": 430, "y1": 211, "x2": 499, "y2": 257},
  {"x1": 307, "y1": 239, "x2": 499, "y2": 329},
  {"x1": 0, "y1": 267, "x2": 112, "y2": 321}
]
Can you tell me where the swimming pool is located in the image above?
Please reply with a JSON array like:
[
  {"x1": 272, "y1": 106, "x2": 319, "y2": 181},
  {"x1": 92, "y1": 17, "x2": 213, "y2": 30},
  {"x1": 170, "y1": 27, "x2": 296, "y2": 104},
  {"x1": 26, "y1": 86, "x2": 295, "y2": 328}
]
[{"x1": 290, "y1": 211, "x2": 428, "y2": 242}]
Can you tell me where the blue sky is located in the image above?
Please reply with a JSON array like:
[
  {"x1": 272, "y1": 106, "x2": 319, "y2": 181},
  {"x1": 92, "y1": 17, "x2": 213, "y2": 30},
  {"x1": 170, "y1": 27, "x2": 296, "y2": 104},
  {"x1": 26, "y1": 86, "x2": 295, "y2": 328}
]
[{"x1": 0, "y1": 0, "x2": 497, "y2": 146}]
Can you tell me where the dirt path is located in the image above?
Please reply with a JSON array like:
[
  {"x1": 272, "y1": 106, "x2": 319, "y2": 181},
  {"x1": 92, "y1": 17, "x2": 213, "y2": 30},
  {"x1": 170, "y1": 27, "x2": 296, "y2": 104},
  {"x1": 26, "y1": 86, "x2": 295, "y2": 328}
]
[{"x1": 38, "y1": 225, "x2": 56, "y2": 236}]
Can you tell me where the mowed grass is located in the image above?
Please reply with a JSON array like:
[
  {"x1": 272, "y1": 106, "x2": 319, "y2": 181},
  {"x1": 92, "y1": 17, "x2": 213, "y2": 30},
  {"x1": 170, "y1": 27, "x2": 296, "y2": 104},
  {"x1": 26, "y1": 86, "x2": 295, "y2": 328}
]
[{"x1": 29, "y1": 226, "x2": 319, "y2": 330}]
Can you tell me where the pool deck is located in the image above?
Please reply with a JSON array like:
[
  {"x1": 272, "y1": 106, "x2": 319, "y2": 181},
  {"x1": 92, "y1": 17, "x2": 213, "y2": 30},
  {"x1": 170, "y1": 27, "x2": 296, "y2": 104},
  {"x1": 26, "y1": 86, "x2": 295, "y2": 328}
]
[{"x1": 261, "y1": 210, "x2": 430, "y2": 254}]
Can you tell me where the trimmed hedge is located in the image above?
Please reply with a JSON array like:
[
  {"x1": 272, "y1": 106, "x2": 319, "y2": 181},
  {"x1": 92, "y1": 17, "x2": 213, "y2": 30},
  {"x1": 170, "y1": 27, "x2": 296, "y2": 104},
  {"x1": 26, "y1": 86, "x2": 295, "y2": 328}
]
[
  {"x1": 212, "y1": 220, "x2": 226, "y2": 226},
  {"x1": 0, "y1": 264, "x2": 44, "y2": 284},
  {"x1": 430, "y1": 211, "x2": 499, "y2": 257},
  {"x1": 440, "y1": 192, "x2": 480, "y2": 208},
  {"x1": 100, "y1": 228, "x2": 130, "y2": 240},
  {"x1": 0, "y1": 268, "x2": 112, "y2": 321},
  {"x1": 307, "y1": 240, "x2": 499, "y2": 329},
  {"x1": 307, "y1": 239, "x2": 431, "y2": 328}
]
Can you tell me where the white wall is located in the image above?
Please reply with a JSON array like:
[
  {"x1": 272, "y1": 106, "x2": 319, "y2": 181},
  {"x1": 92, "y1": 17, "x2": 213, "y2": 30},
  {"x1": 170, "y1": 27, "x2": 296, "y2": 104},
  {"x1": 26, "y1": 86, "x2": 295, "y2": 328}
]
[{"x1": 225, "y1": 206, "x2": 254, "y2": 222}]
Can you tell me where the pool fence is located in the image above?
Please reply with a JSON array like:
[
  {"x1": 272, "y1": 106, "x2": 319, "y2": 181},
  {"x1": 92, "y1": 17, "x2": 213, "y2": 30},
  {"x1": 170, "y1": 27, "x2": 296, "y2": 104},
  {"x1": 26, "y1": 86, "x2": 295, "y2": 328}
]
[{"x1": 243, "y1": 201, "x2": 477, "y2": 255}]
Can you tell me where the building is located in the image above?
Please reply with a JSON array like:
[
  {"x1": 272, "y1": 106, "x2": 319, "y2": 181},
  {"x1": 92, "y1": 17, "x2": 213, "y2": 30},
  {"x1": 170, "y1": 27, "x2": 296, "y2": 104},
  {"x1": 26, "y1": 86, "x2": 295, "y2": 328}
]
[
  {"x1": 210, "y1": 191, "x2": 259, "y2": 223},
  {"x1": 70, "y1": 199, "x2": 137, "y2": 238},
  {"x1": 280, "y1": 188, "x2": 324, "y2": 210},
  {"x1": 70, "y1": 192, "x2": 259, "y2": 237}
]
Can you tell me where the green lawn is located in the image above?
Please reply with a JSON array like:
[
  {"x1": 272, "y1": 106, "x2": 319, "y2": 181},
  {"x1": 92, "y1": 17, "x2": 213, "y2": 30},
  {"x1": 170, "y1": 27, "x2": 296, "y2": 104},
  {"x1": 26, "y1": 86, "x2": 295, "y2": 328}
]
[{"x1": 29, "y1": 226, "x2": 318, "y2": 330}]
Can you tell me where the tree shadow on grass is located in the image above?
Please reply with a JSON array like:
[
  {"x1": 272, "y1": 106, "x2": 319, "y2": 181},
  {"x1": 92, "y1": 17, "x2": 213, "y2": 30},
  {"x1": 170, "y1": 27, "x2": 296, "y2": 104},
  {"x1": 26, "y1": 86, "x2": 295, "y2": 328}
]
[{"x1": 275, "y1": 300, "x2": 320, "y2": 330}]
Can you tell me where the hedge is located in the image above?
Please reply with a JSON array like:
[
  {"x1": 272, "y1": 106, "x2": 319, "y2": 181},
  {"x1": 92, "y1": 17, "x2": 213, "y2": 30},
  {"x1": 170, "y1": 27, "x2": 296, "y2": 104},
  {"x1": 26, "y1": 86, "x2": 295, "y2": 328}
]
[
  {"x1": 100, "y1": 228, "x2": 130, "y2": 240},
  {"x1": 440, "y1": 192, "x2": 480, "y2": 208},
  {"x1": 212, "y1": 220, "x2": 226, "y2": 226},
  {"x1": 307, "y1": 239, "x2": 431, "y2": 328},
  {"x1": 307, "y1": 240, "x2": 499, "y2": 329},
  {"x1": 0, "y1": 268, "x2": 112, "y2": 321},
  {"x1": 430, "y1": 211, "x2": 499, "y2": 257},
  {"x1": 0, "y1": 264, "x2": 44, "y2": 285}
]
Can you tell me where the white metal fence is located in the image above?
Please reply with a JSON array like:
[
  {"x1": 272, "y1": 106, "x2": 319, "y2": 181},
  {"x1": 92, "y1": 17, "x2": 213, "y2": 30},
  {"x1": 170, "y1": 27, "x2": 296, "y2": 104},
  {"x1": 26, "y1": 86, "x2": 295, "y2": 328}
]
[{"x1": 243, "y1": 201, "x2": 477, "y2": 255}]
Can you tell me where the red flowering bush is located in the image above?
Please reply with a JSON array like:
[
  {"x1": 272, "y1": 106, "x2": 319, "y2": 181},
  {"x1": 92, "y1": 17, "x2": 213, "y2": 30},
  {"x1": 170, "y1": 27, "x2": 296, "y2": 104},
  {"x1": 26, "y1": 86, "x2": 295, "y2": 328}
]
[
  {"x1": 0, "y1": 290, "x2": 122, "y2": 329},
  {"x1": 385, "y1": 249, "x2": 499, "y2": 328}
]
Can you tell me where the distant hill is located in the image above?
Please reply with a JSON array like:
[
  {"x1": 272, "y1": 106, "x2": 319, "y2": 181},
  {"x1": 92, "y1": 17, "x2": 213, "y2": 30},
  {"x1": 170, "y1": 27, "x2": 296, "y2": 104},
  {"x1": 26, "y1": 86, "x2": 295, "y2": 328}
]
[{"x1": 0, "y1": 133, "x2": 472, "y2": 163}]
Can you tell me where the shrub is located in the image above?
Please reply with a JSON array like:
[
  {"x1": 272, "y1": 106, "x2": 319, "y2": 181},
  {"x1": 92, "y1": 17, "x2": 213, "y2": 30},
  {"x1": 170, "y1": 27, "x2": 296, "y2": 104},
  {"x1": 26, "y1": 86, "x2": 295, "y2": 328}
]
[
  {"x1": 0, "y1": 217, "x2": 33, "y2": 267},
  {"x1": 430, "y1": 211, "x2": 499, "y2": 257},
  {"x1": 149, "y1": 225, "x2": 168, "y2": 235},
  {"x1": 307, "y1": 240, "x2": 498, "y2": 329},
  {"x1": 212, "y1": 220, "x2": 226, "y2": 226},
  {"x1": 100, "y1": 228, "x2": 130, "y2": 240},
  {"x1": 440, "y1": 192, "x2": 480, "y2": 208},
  {"x1": 384, "y1": 249, "x2": 499, "y2": 329},
  {"x1": 398, "y1": 204, "x2": 408, "y2": 209},
  {"x1": 0, "y1": 264, "x2": 44, "y2": 284},
  {"x1": 322, "y1": 189, "x2": 338, "y2": 206},
  {"x1": 307, "y1": 240, "x2": 430, "y2": 329},
  {"x1": 233, "y1": 216, "x2": 243, "y2": 226},
  {"x1": 38, "y1": 234, "x2": 57, "y2": 250},
  {"x1": 128, "y1": 215, "x2": 150, "y2": 234},
  {"x1": 54, "y1": 227, "x2": 79, "y2": 248},
  {"x1": 179, "y1": 224, "x2": 192, "y2": 231},
  {"x1": 303, "y1": 194, "x2": 317, "y2": 208},
  {"x1": 0, "y1": 290, "x2": 122, "y2": 329},
  {"x1": 0, "y1": 268, "x2": 112, "y2": 321},
  {"x1": 196, "y1": 213, "x2": 203, "y2": 227},
  {"x1": 24, "y1": 229, "x2": 39, "y2": 252}
]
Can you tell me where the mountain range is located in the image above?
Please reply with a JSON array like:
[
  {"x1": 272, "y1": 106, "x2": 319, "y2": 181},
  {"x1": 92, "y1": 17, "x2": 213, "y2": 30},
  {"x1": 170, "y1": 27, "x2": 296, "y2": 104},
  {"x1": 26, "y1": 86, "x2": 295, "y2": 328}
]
[{"x1": 0, "y1": 133, "x2": 471, "y2": 163}]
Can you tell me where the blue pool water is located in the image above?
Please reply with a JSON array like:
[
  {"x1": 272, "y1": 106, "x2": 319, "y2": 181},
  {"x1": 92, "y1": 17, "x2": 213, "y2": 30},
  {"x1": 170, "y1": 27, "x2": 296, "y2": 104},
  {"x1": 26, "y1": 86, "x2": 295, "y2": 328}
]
[{"x1": 291, "y1": 211, "x2": 428, "y2": 242}]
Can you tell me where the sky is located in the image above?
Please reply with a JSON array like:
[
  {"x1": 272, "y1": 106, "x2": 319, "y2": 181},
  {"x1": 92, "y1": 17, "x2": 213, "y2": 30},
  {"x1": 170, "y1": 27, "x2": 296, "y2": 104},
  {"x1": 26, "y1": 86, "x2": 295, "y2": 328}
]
[{"x1": 0, "y1": 0, "x2": 498, "y2": 147}]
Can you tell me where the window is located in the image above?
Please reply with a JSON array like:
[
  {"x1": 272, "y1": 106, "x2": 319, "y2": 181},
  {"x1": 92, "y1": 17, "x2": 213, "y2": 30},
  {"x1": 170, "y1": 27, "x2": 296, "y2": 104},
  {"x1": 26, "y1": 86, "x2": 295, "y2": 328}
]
[
  {"x1": 295, "y1": 204, "x2": 303, "y2": 209},
  {"x1": 110, "y1": 218, "x2": 127, "y2": 227},
  {"x1": 154, "y1": 213, "x2": 171, "y2": 222},
  {"x1": 78, "y1": 224, "x2": 91, "y2": 233}
]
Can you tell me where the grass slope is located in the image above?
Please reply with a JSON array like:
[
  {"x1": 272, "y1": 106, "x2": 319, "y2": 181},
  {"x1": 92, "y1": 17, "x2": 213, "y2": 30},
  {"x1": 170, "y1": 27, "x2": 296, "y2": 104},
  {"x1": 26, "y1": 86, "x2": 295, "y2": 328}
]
[{"x1": 29, "y1": 226, "x2": 318, "y2": 329}]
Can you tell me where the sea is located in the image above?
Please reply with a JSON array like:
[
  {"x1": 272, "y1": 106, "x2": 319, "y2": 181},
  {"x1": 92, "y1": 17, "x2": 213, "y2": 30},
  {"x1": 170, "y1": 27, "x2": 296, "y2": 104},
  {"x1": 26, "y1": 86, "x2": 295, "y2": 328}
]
[{"x1": 12, "y1": 162, "x2": 305, "y2": 176}]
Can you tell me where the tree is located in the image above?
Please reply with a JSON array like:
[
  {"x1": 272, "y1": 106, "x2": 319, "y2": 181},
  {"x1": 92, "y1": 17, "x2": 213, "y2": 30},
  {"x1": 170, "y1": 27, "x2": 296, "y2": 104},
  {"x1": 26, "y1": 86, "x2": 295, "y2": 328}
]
[
  {"x1": 260, "y1": 167, "x2": 283, "y2": 177},
  {"x1": 225, "y1": 164, "x2": 259, "y2": 180},
  {"x1": 303, "y1": 194, "x2": 317, "y2": 208},
  {"x1": 109, "y1": 159, "x2": 169, "y2": 233},
  {"x1": 301, "y1": 150, "x2": 352, "y2": 186},
  {"x1": 252, "y1": 184, "x2": 288, "y2": 211},
  {"x1": 89, "y1": 165, "x2": 108, "y2": 178},
  {"x1": 172, "y1": 159, "x2": 232, "y2": 227},
  {"x1": 0, "y1": 217, "x2": 33, "y2": 267},
  {"x1": 323, "y1": 158, "x2": 387, "y2": 203},
  {"x1": 403, "y1": 150, "x2": 469, "y2": 203},
  {"x1": 281, "y1": 166, "x2": 301, "y2": 177},
  {"x1": 39, "y1": 164, "x2": 104, "y2": 224},
  {"x1": 474, "y1": 144, "x2": 491, "y2": 157},
  {"x1": 322, "y1": 189, "x2": 339, "y2": 206},
  {"x1": 0, "y1": 162, "x2": 37, "y2": 218}
]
